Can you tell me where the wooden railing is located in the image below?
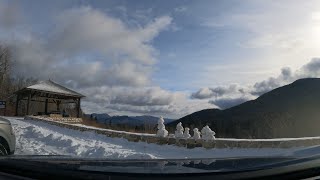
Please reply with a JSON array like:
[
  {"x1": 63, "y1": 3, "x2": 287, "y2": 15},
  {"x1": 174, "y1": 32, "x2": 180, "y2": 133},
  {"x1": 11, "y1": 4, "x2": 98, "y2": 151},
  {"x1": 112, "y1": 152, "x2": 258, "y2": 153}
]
[{"x1": 25, "y1": 116, "x2": 320, "y2": 149}]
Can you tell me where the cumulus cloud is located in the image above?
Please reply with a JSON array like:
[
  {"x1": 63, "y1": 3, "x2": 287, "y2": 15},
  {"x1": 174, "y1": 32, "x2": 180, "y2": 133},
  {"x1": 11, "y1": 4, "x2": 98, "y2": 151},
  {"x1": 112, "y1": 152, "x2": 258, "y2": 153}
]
[
  {"x1": 251, "y1": 58, "x2": 320, "y2": 96},
  {"x1": 209, "y1": 96, "x2": 251, "y2": 110},
  {"x1": 82, "y1": 86, "x2": 181, "y2": 107},
  {"x1": 2, "y1": 5, "x2": 172, "y2": 89},
  {"x1": 210, "y1": 85, "x2": 240, "y2": 96},
  {"x1": 48, "y1": 61, "x2": 151, "y2": 88},
  {"x1": 0, "y1": 4, "x2": 212, "y2": 118},
  {"x1": 301, "y1": 58, "x2": 320, "y2": 75},
  {"x1": 191, "y1": 87, "x2": 214, "y2": 99},
  {"x1": 192, "y1": 58, "x2": 320, "y2": 109},
  {"x1": 50, "y1": 7, "x2": 172, "y2": 65},
  {"x1": 109, "y1": 87, "x2": 178, "y2": 106},
  {"x1": 191, "y1": 84, "x2": 245, "y2": 99},
  {"x1": 80, "y1": 86, "x2": 213, "y2": 117}
]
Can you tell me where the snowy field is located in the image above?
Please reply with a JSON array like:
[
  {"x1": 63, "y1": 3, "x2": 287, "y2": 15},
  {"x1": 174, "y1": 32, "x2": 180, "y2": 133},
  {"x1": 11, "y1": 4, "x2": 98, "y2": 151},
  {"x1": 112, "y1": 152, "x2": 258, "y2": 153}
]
[{"x1": 4, "y1": 116, "x2": 308, "y2": 159}]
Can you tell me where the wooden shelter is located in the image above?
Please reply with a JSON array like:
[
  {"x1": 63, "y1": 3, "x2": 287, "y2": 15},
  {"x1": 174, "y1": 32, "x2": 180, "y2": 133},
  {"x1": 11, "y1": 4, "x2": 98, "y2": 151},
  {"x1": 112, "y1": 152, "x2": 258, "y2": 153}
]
[{"x1": 14, "y1": 80, "x2": 85, "y2": 117}]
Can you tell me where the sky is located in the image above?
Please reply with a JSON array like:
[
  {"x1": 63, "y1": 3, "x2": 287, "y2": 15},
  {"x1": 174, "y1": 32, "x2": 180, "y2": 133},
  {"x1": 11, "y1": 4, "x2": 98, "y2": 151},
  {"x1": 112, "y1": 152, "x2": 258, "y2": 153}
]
[{"x1": 1, "y1": 0, "x2": 320, "y2": 118}]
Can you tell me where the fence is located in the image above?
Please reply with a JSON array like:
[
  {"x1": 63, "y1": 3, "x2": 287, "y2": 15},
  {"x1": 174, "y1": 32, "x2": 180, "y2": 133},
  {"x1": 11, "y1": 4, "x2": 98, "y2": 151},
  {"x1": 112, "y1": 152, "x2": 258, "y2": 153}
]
[{"x1": 25, "y1": 116, "x2": 320, "y2": 149}]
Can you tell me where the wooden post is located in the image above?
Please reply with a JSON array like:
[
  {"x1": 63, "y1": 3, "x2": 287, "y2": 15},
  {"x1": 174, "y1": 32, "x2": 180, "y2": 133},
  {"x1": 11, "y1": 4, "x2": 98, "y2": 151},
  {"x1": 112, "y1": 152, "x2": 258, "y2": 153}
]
[
  {"x1": 56, "y1": 100, "x2": 61, "y2": 111},
  {"x1": 44, "y1": 98, "x2": 48, "y2": 115},
  {"x1": 26, "y1": 93, "x2": 31, "y2": 115},
  {"x1": 77, "y1": 98, "x2": 81, "y2": 118},
  {"x1": 15, "y1": 95, "x2": 19, "y2": 116}
]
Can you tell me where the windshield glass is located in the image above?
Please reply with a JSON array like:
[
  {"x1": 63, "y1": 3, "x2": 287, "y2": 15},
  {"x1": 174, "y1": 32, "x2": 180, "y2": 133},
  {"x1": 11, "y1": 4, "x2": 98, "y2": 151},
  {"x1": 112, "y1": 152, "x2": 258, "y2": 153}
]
[{"x1": 1, "y1": 0, "x2": 320, "y2": 176}]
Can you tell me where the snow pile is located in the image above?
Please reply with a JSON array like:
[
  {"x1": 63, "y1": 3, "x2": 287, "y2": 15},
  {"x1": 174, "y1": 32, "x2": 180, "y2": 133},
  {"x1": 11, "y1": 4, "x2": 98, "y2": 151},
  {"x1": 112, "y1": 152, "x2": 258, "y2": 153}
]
[
  {"x1": 174, "y1": 123, "x2": 215, "y2": 141},
  {"x1": 201, "y1": 125, "x2": 216, "y2": 141},
  {"x1": 174, "y1": 122, "x2": 184, "y2": 138},
  {"x1": 156, "y1": 116, "x2": 168, "y2": 137},
  {"x1": 183, "y1": 127, "x2": 191, "y2": 139},
  {"x1": 193, "y1": 128, "x2": 201, "y2": 140}
]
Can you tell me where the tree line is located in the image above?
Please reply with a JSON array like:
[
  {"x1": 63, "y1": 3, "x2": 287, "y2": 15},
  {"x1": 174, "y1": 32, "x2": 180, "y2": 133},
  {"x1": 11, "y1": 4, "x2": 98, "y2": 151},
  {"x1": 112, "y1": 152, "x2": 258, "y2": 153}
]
[{"x1": 0, "y1": 44, "x2": 39, "y2": 115}]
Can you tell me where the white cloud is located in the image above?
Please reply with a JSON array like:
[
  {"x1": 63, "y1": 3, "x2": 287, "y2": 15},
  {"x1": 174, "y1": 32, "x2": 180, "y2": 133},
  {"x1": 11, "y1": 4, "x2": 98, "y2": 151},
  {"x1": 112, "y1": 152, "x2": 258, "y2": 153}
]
[
  {"x1": 201, "y1": 1, "x2": 320, "y2": 72},
  {"x1": 1, "y1": 5, "x2": 172, "y2": 89},
  {"x1": 135, "y1": 16, "x2": 172, "y2": 43},
  {"x1": 50, "y1": 7, "x2": 172, "y2": 65},
  {"x1": 191, "y1": 87, "x2": 214, "y2": 99},
  {"x1": 191, "y1": 84, "x2": 248, "y2": 99},
  {"x1": 82, "y1": 86, "x2": 181, "y2": 106},
  {"x1": 0, "y1": 5, "x2": 210, "y2": 118},
  {"x1": 80, "y1": 86, "x2": 213, "y2": 118},
  {"x1": 192, "y1": 58, "x2": 320, "y2": 109},
  {"x1": 209, "y1": 96, "x2": 251, "y2": 109}
]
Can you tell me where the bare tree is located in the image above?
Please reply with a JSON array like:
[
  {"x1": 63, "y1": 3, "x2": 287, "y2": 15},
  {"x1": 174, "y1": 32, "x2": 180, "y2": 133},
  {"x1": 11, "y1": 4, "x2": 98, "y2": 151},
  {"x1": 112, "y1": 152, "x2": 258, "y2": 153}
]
[{"x1": 0, "y1": 45, "x2": 11, "y2": 99}]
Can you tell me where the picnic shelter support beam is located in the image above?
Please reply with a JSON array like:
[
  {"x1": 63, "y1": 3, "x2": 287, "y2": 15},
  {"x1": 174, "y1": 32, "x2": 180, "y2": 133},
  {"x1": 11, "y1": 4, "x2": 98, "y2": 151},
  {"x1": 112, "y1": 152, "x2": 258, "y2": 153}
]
[
  {"x1": 44, "y1": 98, "x2": 48, "y2": 114},
  {"x1": 26, "y1": 92, "x2": 31, "y2": 115},
  {"x1": 15, "y1": 95, "x2": 19, "y2": 116},
  {"x1": 77, "y1": 98, "x2": 81, "y2": 118}
]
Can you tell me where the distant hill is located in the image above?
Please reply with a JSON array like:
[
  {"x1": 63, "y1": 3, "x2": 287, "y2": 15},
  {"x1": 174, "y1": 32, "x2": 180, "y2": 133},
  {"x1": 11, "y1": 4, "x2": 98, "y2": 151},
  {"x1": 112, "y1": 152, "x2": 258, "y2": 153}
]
[
  {"x1": 89, "y1": 113, "x2": 111, "y2": 124},
  {"x1": 107, "y1": 116, "x2": 142, "y2": 126},
  {"x1": 85, "y1": 113, "x2": 175, "y2": 127},
  {"x1": 167, "y1": 78, "x2": 320, "y2": 138},
  {"x1": 132, "y1": 115, "x2": 175, "y2": 125}
]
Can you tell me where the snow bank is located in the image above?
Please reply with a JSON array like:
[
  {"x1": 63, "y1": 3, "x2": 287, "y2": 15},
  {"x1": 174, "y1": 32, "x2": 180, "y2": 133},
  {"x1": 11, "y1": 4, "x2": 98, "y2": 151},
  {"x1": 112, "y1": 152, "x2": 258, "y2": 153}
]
[{"x1": 4, "y1": 117, "x2": 302, "y2": 159}]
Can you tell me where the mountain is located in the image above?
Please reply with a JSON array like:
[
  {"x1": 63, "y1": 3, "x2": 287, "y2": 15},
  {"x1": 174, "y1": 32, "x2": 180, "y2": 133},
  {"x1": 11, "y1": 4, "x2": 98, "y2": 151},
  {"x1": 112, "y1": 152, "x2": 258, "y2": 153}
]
[
  {"x1": 108, "y1": 116, "x2": 144, "y2": 126},
  {"x1": 86, "y1": 113, "x2": 175, "y2": 126},
  {"x1": 132, "y1": 115, "x2": 176, "y2": 125},
  {"x1": 167, "y1": 78, "x2": 320, "y2": 138},
  {"x1": 90, "y1": 113, "x2": 111, "y2": 124}
]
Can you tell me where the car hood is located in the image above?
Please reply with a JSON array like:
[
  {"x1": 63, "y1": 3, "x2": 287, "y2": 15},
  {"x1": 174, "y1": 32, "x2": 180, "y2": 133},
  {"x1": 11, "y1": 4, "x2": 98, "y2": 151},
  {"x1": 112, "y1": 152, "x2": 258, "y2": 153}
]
[
  {"x1": 0, "y1": 117, "x2": 11, "y2": 125},
  {"x1": 2, "y1": 154, "x2": 320, "y2": 179}
]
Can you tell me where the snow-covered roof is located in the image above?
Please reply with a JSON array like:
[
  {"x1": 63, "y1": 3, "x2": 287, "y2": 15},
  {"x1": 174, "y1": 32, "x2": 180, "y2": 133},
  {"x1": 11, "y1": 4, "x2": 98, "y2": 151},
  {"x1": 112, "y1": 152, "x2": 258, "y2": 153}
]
[{"x1": 22, "y1": 80, "x2": 85, "y2": 97}]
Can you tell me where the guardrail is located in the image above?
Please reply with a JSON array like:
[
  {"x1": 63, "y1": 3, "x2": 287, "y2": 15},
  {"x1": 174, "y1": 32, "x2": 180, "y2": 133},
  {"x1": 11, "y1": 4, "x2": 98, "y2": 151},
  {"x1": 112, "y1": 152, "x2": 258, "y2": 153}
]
[{"x1": 25, "y1": 116, "x2": 320, "y2": 149}]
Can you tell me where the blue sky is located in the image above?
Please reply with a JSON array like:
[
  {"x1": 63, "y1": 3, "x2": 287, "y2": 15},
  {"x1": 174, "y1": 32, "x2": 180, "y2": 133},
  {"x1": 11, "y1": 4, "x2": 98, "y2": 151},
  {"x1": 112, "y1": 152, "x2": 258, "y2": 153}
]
[{"x1": 1, "y1": 0, "x2": 320, "y2": 118}]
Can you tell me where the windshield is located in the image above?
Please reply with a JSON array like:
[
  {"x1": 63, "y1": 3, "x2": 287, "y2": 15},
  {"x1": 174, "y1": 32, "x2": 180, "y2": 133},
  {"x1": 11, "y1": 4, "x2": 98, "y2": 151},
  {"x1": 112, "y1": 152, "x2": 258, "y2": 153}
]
[{"x1": 1, "y1": 0, "x2": 320, "y2": 178}]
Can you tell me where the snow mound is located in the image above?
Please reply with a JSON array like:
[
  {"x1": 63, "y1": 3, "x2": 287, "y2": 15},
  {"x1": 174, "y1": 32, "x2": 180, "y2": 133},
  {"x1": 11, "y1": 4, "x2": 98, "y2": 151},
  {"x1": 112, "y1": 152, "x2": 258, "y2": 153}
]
[
  {"x1": 156, "y1": 116, "x2": 168, "y2": 137},
  {"x1": 193, "y1": 128, "x2": 201, "y2": 140},
  {"x1": 174, "y1": 122, "x2": 184, "y2": 138},
  {"x1": 201, "y1": 125, "x2": 216, "y2": 141}
]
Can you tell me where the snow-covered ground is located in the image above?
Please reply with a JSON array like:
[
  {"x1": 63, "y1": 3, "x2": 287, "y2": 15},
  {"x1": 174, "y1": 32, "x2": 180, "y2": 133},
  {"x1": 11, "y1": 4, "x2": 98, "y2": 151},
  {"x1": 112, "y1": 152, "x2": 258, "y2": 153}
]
[{"x1": 5, "y1": 116, "x2": 305, "y2": 159}]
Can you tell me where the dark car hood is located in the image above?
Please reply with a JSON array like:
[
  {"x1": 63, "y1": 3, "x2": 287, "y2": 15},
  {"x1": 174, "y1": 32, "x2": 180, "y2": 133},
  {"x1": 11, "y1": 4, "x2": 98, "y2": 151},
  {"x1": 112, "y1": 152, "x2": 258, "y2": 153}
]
[{"x1": 2, "y1": 146, "x2": 320, "y2": 179}]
